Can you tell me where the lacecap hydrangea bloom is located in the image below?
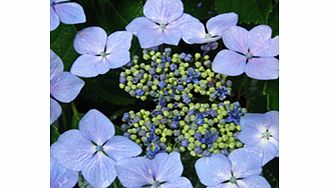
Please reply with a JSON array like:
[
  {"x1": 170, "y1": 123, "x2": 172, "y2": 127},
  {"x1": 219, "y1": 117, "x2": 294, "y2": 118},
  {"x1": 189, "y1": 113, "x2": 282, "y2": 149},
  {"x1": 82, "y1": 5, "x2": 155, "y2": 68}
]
[
  {"x1": 50, "y1": 157, "x2": 78, "y2": 188},
  {"x1": 126, "y1": 0, "x2": 198, "y2": 48},
  {"x1": 50, "y1": 50, "x2": 84, "y2": 124},
  {"x1": 116, "y1": 152, "x2": 193, "y2": 188},
  {"x1": 50, "y1": 0, "x2": 86, "y2": 31},
  {"x1": 212, "y1": 25, "x2": 279, "y2": 80},
  {"x1": 71, "y1": 27, "x2": 133, "y2": 78},
  {"x1": 238, "y1": 111, "x2": 279, "y2": 165},
  {"x1": 195, "y1": 148, "x2": 271, "y2": 188},
  {"x1": 180, "y1": 13, "x2": 238, "y2": 44},
  {"x1": 51, "y1": 109, "x2": 142, "y2": 188}
]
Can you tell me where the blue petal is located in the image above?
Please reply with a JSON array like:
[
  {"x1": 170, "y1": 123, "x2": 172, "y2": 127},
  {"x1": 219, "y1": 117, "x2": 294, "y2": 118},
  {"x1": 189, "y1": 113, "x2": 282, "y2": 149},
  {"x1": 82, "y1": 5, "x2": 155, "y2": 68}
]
[
  {"x1": 50, "y1": 50, "x2": 64, "y2": 81},
  {"x1": 106, "y1": 50, "x2": 131, "y2": 69},
  {"x1": 74, "y1": 27, "x2": 107, "y2": 55},
  {"x1": 265, "y1": 111, "x2": 279, "y2": 140},
  {"x1": 50, "y1": 72, "x2": 85, "y2": 103},
  {"x1": 247, "y1": 25, "x2": 272, "y2": 55},
  {"x1": 240, "y1": 113, "x2": 270, "y2": 131},
  {"x1": 180, "y1": 21, "x2": 207, "y2": 44},
  {"x1": 229, "y1": 148, "x2": 263, "y2": 178},
  {"x1": 50, "y1": 6, "x2": 60, "y2": 31},
  {"x1": 256, "y1": 139, "x2": 278, "y2": 165},
  {"x1": 103, "y1": 136, "x2": 142, "y2": 161},
  {"x1": 237, "y1": 175, "x2": 271, "y2": 188},
  {"x1": 151, "y1": 152, "x2": 183, "y2": 182},
  {"x1": 161, "y1": 28, "x2": 182, "y2": 46},
  {"x1": 126, "y1": 17, "x2": 155, "y2": 35},
  {"x1": 143, "y1": 0, "x2": 183, "y2": 24},
  {"x1": 222, "y1": 26, "x2": 249, "y2": 54},
  {"x1": 216, "y1": 184, "x2": 239, "y2": 188},
  {"x1": 212, "y1": 50, "x2": 246, "y2": 76},
  {"x1": 238, "y1": 126, "x2": 261, "y2": 146},
  {"x1": 254, "y1": 36, "x2": 279, "y2": 57},
  {"x1": 195, "y1": 154, "x2": 231, "y2": 186},
  {"x1": 137, "y1": 28, "x2": 163, "y2": 48},
  {"x1": 51, "y1": 130, "x2": 95, "y2": 171},
  {"x1": 206, "y1": 13, "x2": 238, "y2": 38},
  {"x1": 106, "y1": 31, "x2": 132, "y2": 53},
  {"x1": 170, "y1": 13, "x2": 199, "y2": 29},
  {"x1": 70, "y1": 54, "x2": 110, "y2": 78},
  {"x1": 50, "y1": 98, "x2": 62, "y2": 125},
  {"x1": 161, "y1": 177, "x2": 193, "y2": 188},
  {"x1": 50, "y1": 157, "x2": 78, "y2": 188},
  {"x1": 115, "y1": 157, "x2": 153, "y2": 187},
  {"x1": 81, "y1": 153, "x2": 116, "y2": 188},
  {"x1": 79, "y1": 109, "x2": 115, "y2": 145},
  {"x1": 245, "y1": 57, "x2": 279, "y2": 80},
  {"x1": 53, "y1": 2, "x2": 86, "y2": 24}
]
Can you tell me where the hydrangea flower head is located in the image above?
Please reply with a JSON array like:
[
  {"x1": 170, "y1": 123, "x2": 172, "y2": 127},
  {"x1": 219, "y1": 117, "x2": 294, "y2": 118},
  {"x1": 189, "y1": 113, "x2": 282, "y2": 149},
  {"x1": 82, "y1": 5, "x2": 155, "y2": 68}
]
[
  {"x1": 195, "y1": 148, "x2": 271, "y2": 188},
  {"x1": 50, "y1": 0, "x2": 86, "y2": 31},
  {"x1": 238, "y1": 111, "x2": 279, "y2": 165},
  {"x1": 50, "y1": 50, "x2": 84, "y2": 124},
  {"x1": 180, "y1": 13, "x2": 238, "y2": 44},
  {"x1": 71, "y1": 27, "x2": 133, "y2": 78},
  {"x1": 50, "y1": 157, "x2": 78, "y2": 188},
  {"x1": 51, "y1": 109, "x2": 142, "y2": 188},
  {"x1": 212, "y1": 25, "x2": 279, "y2": 80},
  {"x1": 116, "y1": 152, "x2": 193, "y2": 188},
  {"x1": 126, "y1": 0, "x2": 198, "y2": 48}
]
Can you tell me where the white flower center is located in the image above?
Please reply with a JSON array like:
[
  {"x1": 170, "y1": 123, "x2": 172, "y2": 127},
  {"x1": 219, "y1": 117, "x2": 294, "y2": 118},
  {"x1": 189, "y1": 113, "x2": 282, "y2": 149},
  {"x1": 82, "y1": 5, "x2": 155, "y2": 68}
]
[
  {"x1": 261, "y1": 129, "x2": 273, "y2": 140},
  {"x1": 245, "y1": 51, "x2": 253, "y2": 60}
]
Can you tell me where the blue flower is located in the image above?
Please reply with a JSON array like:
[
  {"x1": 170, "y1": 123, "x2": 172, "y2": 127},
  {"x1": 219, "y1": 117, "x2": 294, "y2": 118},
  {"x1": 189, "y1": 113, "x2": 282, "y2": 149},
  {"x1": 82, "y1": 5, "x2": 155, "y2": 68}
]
[
  {"x1": 51, "y1": 109, "x2": 142, "y2": 188},
  {"x1": 195, "y1": 148, "x2": 271, "y2": 188},
  {"x1": 116, "y1": 152, "x2": 193, "y2": 188},
  {"x1": 180, "y1": 13, "x2": 238, "y2": 44},
  {"x1": 126, "y1": 0, "x2": 198, "y2": 48},
  {"x1": 238, "y1": 111, "x2": 279, "y2": 165},
  {"x1": 70, "y1": 27, "x2": 133, "y2": 78},
  {"x1": 212, "y1": 25, "x2": 279, "y2": 80},
  {"x1": 50, "y1": 0, "x2": 86, "y2": 31},
  {"x1": 50, "y1": 50, "x2": 84, "y2": 124},
  {"x1": 50, "y1": 157, "x2": 78, "y2": 188}
]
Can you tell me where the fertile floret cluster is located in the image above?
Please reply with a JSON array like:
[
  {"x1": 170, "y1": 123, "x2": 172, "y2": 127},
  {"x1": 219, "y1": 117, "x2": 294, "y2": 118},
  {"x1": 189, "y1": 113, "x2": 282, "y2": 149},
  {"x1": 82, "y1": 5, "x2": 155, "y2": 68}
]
[{"x1": 119, "y1": 48, "x2": 246, "y2": 158}]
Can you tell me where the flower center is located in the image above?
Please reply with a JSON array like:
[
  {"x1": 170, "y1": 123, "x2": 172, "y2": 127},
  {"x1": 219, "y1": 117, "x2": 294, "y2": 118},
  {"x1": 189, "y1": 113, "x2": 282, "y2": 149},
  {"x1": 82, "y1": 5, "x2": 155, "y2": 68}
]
[
  {"x1": 151, "y1": 180, "x2": 161, "y2": 188},
  {"x1": 261, "y1": 129, "x2": 272, "y2": 140},
  {"x1": 229, "y1": 176, "x2": 237, "y2": 184},
  {"x1": 205, "y1": 33, "x2": 212, "y2": 39},
  {"x1": 245, "y1": 51, "x2": 253, "y2": 60},
  {"x1": 159, "y1": 23, "x2": 167, "y2": 32},
  {"x1": 100, "y1": 51, "x2": 107, "y2": 58},
  {"x1": 95, "y1": 145, "x2": 104, "y2": 152}
]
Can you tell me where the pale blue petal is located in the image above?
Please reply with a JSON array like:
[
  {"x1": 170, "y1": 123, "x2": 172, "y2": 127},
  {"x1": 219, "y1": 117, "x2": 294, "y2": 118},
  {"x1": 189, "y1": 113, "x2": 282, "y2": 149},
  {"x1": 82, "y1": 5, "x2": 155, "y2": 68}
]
[
  {"x1": 240, "y1": 113, "x2": 270, "y2": 131},
  {"x1": 170, "y1": 13, "x2": 199, "y2": 29},
  {"x1": 70, "y1": 54, "x2": 110, "y2": 78},
  {"x1": 103, "y1": 136, "x2": 142, "y2": 161},
  {"x1": 126, "y1": 17, "x2": 155, "y2": 35},
  {"x1": 106, "y1": 50, "x2": 131, "y2": 69},
  {"x1": 54, "y1": 2, "x2": 86, "y2": 24},
  {"x1": 79, "y1": 109, "x2": 115, "y2": 145},
  {"x1": 51, "y1": 130, "x2": 95, "y2": 171},
  {"x1": 137, "y1": 28, "x2": 163, "y2": 48},
  {"x1": 206, "y1": 13, "x2": 238, "y2": 38},
  {"x1": 161, "y1": 177, "x2": 193, "y2": 188},
  {"x1": 180, "y1": 21, "x2": 206, "y2": 44},
  {"x1": 222, "y1": 26, "x2": 249, "y2": 54},
  {"x1": 50, "y1": 98, "x2": 62, "y2": 125},
  {"x1": 74, "y1": 27, "x2": 107, "y2": 55},
  {"x1": 106, "y1": 31, "x2": 132, "y2": 53},
  {"x1": 254, "y1": 36, "x2": 279, "y2": 57},
  {"x1": 245, "y1": 57, "x2": 279, "y2": 80},
  {"x1": 143, "y1": 0, "x2": 183, "y2": 24},
  {"x1": 162, "y1": 28, "x2": 182, "y2": 46},
  {"x1": 238, "y1": 126, "x2": 261, "y2": 146},
  {"x1": 50, "y1": 72, "x2": 84, "y2": 103},
  {"x1": 115, "y1": 157, "x2": 153, "y2": 187},
  {"x1": 50, "y1": 50, "x2": 64, "y2": 81},
  {"x1": 238, "y1": 175, "x2": 271, "y2": 188},
  {"x1": 256, "y1": 139, "x2": 278, "y2": 165},
  {"x1": 151, "y1": 152, "x2": 183, "y2": 182},
  {"x1": 53, "y1": 0, "x2": 69, "y2": 3},
  {"x1": 195, "y1": 154, "x2": 231, "y2": 186},
  {"x1": 50, "y1": 6, "x2": 60, "y2": 31},
  {"x1": 50, "y1": 157, "x2": 78, "y2": 188},
  {"x1": 229, "y1": 148, "x2": 263, "y2": 178},
  {"x1": 248, "y1": 25, "x2": 272, "y2": 55},
  {"x1": 216, "y1": 184, "x2": 238, "y2": 188},
  {"x1": 266, "y1": 111, "x2": 279, "y2": 140},
  {"x1": 81, "y1": 153, "x2": 116, "y2": 188},
  {"x1": 212, "y1": 50, "x2": 246, "y2": 76}
]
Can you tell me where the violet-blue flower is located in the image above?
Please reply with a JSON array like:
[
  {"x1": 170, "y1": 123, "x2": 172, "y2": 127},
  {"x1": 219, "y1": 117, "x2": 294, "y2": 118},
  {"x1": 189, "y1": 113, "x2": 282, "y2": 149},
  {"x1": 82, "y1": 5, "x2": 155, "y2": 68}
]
[
  {"x1": 115, "y1": 152, "x2": 193, "y2": 188},
  {"x1": 238, "y1": 111, "x2": 279, "y2": 165},
  {"x1": 50, "y1": 0, "x2": 86, "y2": 31},
  {"x1": 51, "y1": 109, "x2": 142, "y2": 188},
  {"x1": 71, "y1": 27, "x2": 133, "y2": 78},
  {"x1": 126, "y1": 0, "x2": 198, "y2": 48},
  {"x1": 50, "y1": 157, "x2": 78, "y2": 188},
  {"x1": 212, "y1": 25, "x2": 279, "y2": 80},
  {"x1": 180, "y1": 13, "x2": 238, "y2": 44},
  {"x1": 50, "y1": 50, "x2": 84, "y2": 124},
  {"x1": 195, "y1": 148, "x2": 271, "y2": 188}
]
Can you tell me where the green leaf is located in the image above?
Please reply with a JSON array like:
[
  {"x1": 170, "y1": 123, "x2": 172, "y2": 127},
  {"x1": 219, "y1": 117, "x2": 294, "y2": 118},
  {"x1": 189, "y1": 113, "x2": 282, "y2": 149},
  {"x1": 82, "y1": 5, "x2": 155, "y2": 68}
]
[
  {"x1": 183, "y1": 0, "x2": 216, "y2": 20},
  {"x1": 263, "y1": 79, "x2": 279, "y2": 111},
  {"x1": 50, "y1": 125, "x2": 60, "y2": 144},
  {"x1": 245, "y1": 78, "x2": 267, "y2": 113},
  {"x1": 50, "y1": 24, "x2": 78, "y2": 71},
  {"x1": 215, "y1": 0, "x2": 273, "y2": 24},
  {"x1": 268, "y1": 2, "x2": 279, "y2": 36}
]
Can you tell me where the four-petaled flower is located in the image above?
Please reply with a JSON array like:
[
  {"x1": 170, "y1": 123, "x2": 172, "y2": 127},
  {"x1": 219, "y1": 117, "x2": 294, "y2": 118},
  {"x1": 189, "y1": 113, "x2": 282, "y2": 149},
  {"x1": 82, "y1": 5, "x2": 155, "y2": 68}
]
[
  {"x1": 50, "y1": 0, "x2": 86, "y2": 31},
  {"x1": 180, "y1": 13, "x2": 238, "y2": 44},
  {"x1": 126, "y1": 0, "x2": 198, "y2": 48},
  {"x1": 51, "y1": 109, "x2": 142, "y2": 188},
  {"x1": 195, "y1": 148, "x2": 271, "y2": 188},
  {"x1": 50, "y1": 157, "x2": 78, "y2": 188},
  {"x1": 116, "y1": 152, "x2": 193, "y2": 188},
  {"x1": 238, "y1": 111, "x2": 279, "y2": 165},
  {"x1": 50, "y1": 50, "x2": 84, "y2": 124},
  {"x1": 70, "y1": 27, "x2": 133, "y2": 78},
  {"x1": 212, "y1": 25, "x2": 279, "y2": 80}
]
